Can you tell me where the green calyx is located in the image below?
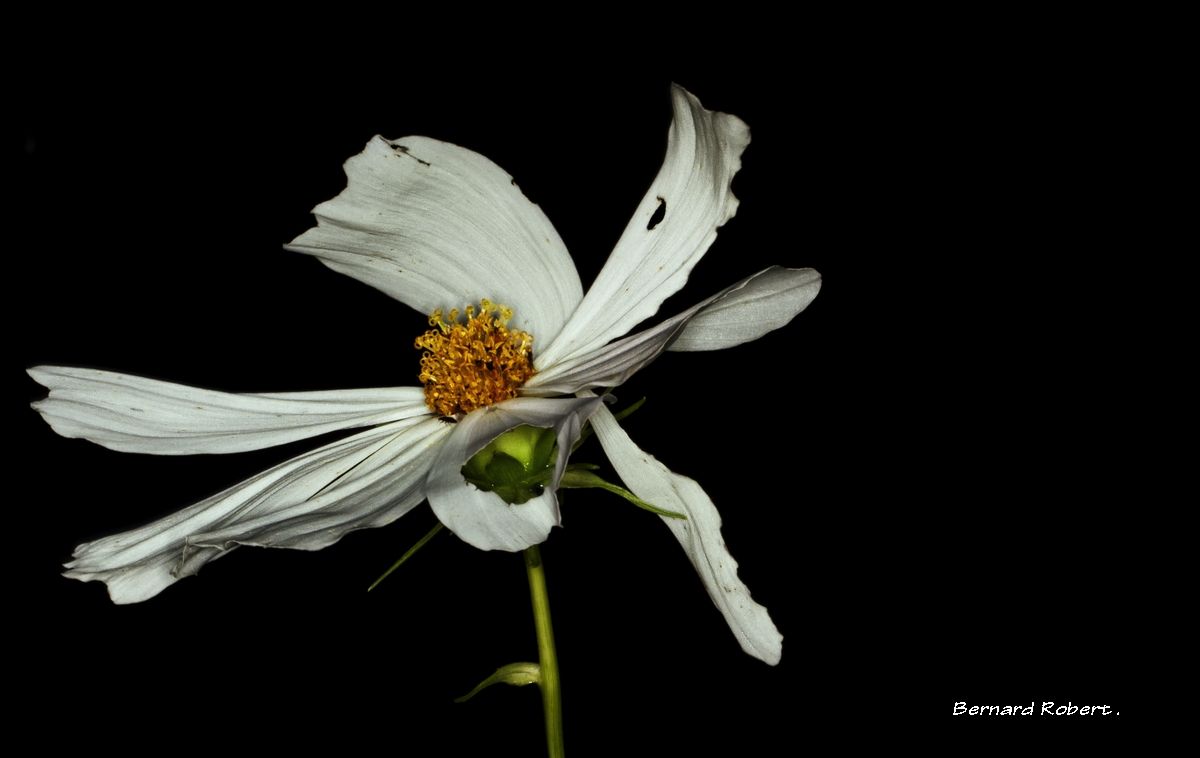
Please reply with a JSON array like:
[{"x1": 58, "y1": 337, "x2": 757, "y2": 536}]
[
  {"x1": 462, "y1": 425, "x2": 558, "y2": 505},
  {"x1": 458, "y1": 400, "x2": 684, "y2": 520}
]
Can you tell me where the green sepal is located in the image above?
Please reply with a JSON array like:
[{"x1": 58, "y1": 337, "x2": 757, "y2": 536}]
[
  {"x1": 474, "y1": 480, "x2": 544, "y2": 505},
  {"x1": 611, "y1": 396, "x2": 647, "y2": 423},
  {"x1": 531, "y1": 423, "x2": 557, "y2": 468},
  {"x1": 485, "y1": 451, "x2": 528, "y2": 485},
  {"x1": 573, "y1": 395, "x2": 647, "y2": 453},
  {"x1": 454, "y1": 662, "x2": 542, "y2": 703},
  {"x1": 563, "y1": 462, "x2": 600, "y2": 472},
  {"x1": 558, "y1": 469, "x2": 686, "y2": 519},
  {"x1": 367, "y1": 522, "x2": 444, "y2": 592}
]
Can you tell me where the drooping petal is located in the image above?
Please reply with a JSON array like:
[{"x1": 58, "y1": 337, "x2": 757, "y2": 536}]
[
  {"x1": 64, "y1": 416, "x2": 452, "y2": 604},
  {"x1": 28, "y1": 366, "x2": 431, "y2": 455},
  {"x1": 536, "y1": 84, "x2": 751, "y2": 370},
  {"x1": 426, "y1": 396, "x2": 608, "y2": 552},
  {"x1": 284, "y1": 135, "x2": 583, "y2": 347},
  {"x1": 668, "y1": 267, "x2": 822, "y2": 351},
  {"x1": 587, "y1": 398, "x2": 783, "y2": 665},
  {"x1": 526, "y1": 267, "x2": 806, "y2": 395}
]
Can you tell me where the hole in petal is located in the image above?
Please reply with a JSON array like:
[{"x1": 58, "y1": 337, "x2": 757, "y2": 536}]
[
  {"x1": 647, "y1": 196, "x2": 666, "y2": 230},
  {"x1": 390, "y1": 143, "x2": 430, "y2": 166}
]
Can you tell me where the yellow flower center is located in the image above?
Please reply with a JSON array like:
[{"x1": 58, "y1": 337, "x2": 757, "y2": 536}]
[{"x1": 415, "y1": 299, "x2": 536, "y2": 417}]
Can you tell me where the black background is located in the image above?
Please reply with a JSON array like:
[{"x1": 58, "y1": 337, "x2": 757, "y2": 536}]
[{"x1": 14, "y1": 17, "x2": 1132, "y2": 752}]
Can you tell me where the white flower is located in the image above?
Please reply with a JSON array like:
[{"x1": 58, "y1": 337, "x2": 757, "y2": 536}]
[{"x1": 29, "y1": 85, "x2": 820, "y2": 665}]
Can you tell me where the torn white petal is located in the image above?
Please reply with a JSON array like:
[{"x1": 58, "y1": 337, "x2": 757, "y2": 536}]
[
  {"x1": 28, "y1": 366, "x2": 430, "y2": 455},
  {"x1": 285, "y1": 135, "x2": 583, "y2": 347},
  {"x1": 64, "y1": 416, "x2": 452, "y2": 604},
  {"x1": 668, "y1": 267, "x2": 821, "y2": 351},
  {"x1": 526, "y1": 268, "x2": 794, "y2": 395},
  {"x1": 426, "y1": 396, "x2": 607, "y2": 551},
  {"x1": 587, "y1": 397, "x2": 783, "y2": 665},
  {"x1": 537, "y1": 84, "x2": 751, "y2": 370}
]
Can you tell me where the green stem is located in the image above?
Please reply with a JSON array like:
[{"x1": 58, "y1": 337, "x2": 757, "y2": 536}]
[{"x1": 524, "y1": 544, "x2": 564, "y2": 758}]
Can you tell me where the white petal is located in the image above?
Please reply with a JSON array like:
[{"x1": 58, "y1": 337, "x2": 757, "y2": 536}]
[
  {"x1": 526, "y1": 268, "x2": 794, "y2": 395},
  {"x1": 64, "y1": 416, "x2": 452, "y2": 604},
  {"x1": 668, "y1": 267, "x2": 822, "y2": 351},
  {"x1": 426, "y1": 396, "x2": 608, "y2": 552},
  {"x1": 29, "y1": 366, "x2": 431, "y2": 455},
  {"x1": 536, "y1": 84, "x2": 751, "y2": 370},
  {"x1": 588, "y1": 398, "x2": 783, "y2": 665},
  {"x1": 284, "y1": 135, "x2": 583, "y2": 347}
]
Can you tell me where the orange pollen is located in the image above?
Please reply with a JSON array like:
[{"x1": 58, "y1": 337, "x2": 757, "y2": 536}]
[{"x1": 415, "y1": 299, "x2": 536, "y2": 417}]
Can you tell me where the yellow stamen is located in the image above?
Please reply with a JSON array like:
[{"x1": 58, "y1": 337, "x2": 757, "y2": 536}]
[{"x1": 415, "y1": 299, "x2": 535, "y2": 416}]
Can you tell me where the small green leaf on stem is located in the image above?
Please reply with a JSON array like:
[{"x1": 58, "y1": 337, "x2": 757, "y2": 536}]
[{"x1": 454, "y1": 662, "x2": 542, "y2": 703}]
